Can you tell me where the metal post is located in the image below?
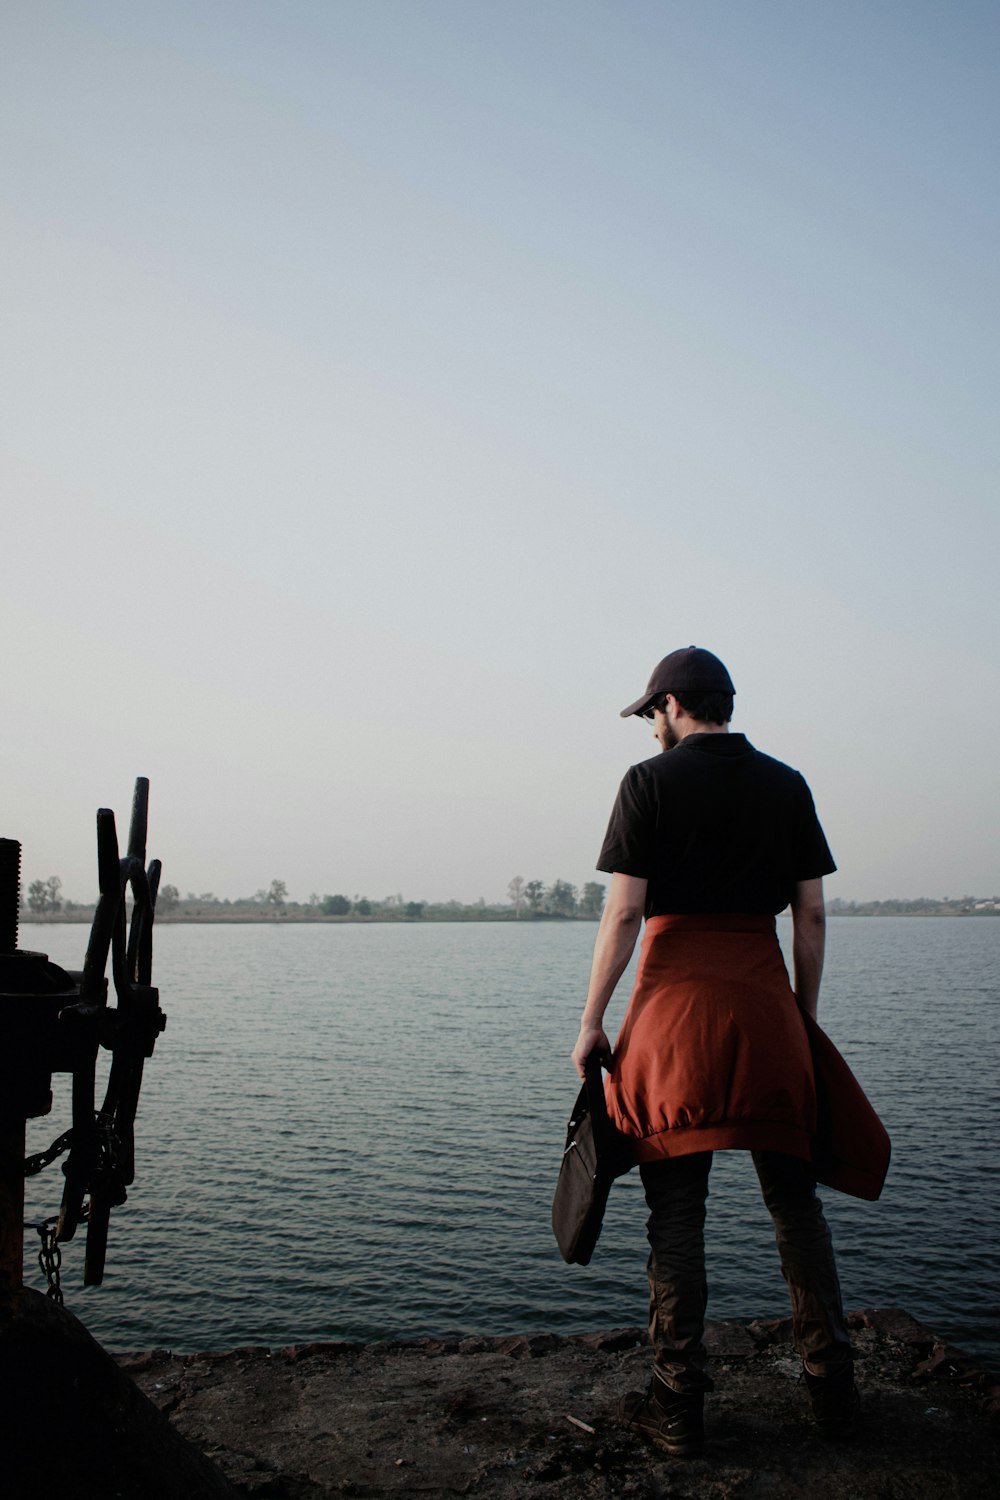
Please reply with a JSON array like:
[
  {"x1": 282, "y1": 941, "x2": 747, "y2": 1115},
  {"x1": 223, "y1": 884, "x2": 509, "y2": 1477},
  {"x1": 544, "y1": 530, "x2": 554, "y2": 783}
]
[
  {"x1": 0, "y1": 838, "x2": 24, "y2": 1296},
  {"x1": 0, "y1": 837, "x2": 19, "y2": 955},
  {"x1": 0, "y1": 1121, "x2": 25, "y2": 1297}
]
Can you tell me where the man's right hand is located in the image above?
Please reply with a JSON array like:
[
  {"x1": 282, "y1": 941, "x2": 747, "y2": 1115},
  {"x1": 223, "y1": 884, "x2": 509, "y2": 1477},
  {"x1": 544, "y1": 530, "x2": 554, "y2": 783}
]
[
  {"x1": 573, "y1": 872, "x2": 645, "y2": 1079},
  {"x1": 571, "y1": 1022, "x2": 612, "y2": 1080}
]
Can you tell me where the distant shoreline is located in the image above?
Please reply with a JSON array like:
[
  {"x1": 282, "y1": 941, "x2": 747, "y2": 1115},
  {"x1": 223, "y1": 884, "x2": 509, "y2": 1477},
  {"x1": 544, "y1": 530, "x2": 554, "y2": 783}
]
[
  {"x1": 17, "y1": 909, "x2": 597, "y2": 925},
  {"x1": 19, "y1": 905, "x2": 1000, "y2": 926}
]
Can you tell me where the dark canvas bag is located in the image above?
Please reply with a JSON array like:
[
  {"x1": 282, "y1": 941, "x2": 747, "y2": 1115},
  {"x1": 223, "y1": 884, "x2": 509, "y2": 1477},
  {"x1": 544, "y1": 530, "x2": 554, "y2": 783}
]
[{"x1": 552, "y1": 1054, "x2": 633, "y2": 1265}]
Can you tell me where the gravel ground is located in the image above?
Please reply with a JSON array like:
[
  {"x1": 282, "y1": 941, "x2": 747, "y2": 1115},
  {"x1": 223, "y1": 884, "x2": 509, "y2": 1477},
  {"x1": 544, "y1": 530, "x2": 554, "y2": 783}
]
[{"x1": 116, "y1": 1309, "x2": 999, "y2": 1499}]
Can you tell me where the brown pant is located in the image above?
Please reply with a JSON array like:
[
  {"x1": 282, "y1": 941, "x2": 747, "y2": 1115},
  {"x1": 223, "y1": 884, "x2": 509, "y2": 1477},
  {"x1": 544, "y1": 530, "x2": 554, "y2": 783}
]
[{"x1": 640, "y1": 1151, "x2": 852, "y2": 1394}]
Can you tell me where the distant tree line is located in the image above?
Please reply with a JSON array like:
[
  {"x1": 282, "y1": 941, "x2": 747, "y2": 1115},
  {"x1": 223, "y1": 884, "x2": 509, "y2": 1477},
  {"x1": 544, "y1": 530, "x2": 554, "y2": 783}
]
[
  {"x1": 506, "y1": 877, "x2": 606, "y2": 919},
  {"x1": 320, "y1": 893, "x2": 426, "y2": 919},
  {"x1": 311, "y1": 881, "x2": 607, "y2": 922},
  {"x1": 827, "y1": 895, "x2": 1000, "y2": 916},
  {"x1": 18, "y1": 875, "x2": 607, "y2": 922},
  {"x1": 28, "y1": 878, "x2": 997, "y2": 924}
]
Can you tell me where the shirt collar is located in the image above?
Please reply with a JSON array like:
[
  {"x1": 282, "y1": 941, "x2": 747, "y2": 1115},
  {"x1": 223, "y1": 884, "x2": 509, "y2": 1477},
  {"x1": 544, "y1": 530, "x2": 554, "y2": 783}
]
[{"x1": 677, "y1": 732, "x2": 752, "y2": 758}]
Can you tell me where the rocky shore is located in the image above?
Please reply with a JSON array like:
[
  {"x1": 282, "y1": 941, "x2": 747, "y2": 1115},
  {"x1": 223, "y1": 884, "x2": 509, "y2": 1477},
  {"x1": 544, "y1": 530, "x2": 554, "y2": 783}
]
[{"x1": 116, "y1": 1308, "x2": 998, "y2": 1498}]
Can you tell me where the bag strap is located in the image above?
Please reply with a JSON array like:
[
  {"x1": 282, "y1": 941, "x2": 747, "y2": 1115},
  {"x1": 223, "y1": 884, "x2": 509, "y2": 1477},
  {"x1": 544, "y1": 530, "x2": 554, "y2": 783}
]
[
  {"x1": 583, "y1": 1052, "x2": 632, "y2": 1175},
  {"x1": 583, "y1": 1053, "x2": 613, "y2": 1155}
]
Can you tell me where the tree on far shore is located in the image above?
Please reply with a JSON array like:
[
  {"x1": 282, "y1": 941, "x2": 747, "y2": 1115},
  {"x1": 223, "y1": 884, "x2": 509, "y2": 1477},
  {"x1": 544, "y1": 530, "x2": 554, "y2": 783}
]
[
  {"x1": 26, "y1": 875, "x2": 62, "y2": 914},
  {"x1": 579, "y1": 882, "x2": 606, "y2": 918},
  {"x1": 266, "y1": 879, "x2": 288, "y2": 916},
  {"x1": 508, "y1": 876, "x2": 526, "y2": 917},
  {"x1": 158, "y1": 884, "x2": 180, "y2": 914},
  {"x1": 524, "y1": 880, "x2": 544, "y2": 913},
  {"x1": 546, "y1": 879, "x2": 577, "y2": 917}
]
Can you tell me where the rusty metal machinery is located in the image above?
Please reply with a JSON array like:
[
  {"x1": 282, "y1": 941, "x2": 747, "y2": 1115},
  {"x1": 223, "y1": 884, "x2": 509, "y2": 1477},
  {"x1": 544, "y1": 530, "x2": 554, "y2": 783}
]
[{"x1": 0, "y1": 777, "x2": 166, "y2": 1297}]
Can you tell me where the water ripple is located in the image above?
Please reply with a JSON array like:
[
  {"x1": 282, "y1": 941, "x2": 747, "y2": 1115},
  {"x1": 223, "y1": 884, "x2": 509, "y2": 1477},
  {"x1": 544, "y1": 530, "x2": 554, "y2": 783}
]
[{"x1": 20, "y1": 917, "x2": 1000, "y2": 1366}]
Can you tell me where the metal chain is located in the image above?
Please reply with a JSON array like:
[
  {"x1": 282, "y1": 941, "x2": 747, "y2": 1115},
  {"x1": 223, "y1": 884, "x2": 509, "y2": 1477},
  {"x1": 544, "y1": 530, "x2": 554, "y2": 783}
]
[
  {"x1": 94, "y1": 1111, "x2": 121, "y2": 1176},
  {"x1": 24, "y1": 1113, "x2": 121, "y2": 1178},
  {"x1": 26, "y1": 1114, "x2": 125, "y2": 1301},
  {"x1": 36, "y1": 1218, "x2": 64, "y2": 1304},
  {"x1": 23, "y1": 1128, "x2": 74, "y2": 1178}
]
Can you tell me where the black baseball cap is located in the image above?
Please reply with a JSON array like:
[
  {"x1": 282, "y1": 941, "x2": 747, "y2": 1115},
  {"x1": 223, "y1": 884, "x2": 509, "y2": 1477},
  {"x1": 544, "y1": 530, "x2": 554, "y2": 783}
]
[{"x1": 620, "y1": 646, "x2": 735, "y2": 719}]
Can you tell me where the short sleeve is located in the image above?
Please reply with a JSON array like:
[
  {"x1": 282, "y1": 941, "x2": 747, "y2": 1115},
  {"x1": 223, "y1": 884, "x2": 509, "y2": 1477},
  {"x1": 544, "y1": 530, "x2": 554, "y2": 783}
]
[
  {"x1": 596, "y1": 766, "x2": 656, "y2": 877},
  {"x1": 794, "y1": 775, "x2": 837, "y2": 880}
]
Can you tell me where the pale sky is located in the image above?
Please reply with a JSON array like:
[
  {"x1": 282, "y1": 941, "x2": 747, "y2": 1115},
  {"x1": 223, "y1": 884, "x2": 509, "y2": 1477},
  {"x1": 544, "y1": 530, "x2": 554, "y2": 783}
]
[{"x1": 3, "y1": 1, "x2": 998, "y2": 906}]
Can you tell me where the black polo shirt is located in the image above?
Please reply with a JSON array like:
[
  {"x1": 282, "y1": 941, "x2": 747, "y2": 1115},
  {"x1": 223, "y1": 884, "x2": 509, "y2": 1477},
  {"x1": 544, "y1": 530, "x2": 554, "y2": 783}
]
[{"x1": 597, "y1": 733, "x2": 836, "y2": 917}]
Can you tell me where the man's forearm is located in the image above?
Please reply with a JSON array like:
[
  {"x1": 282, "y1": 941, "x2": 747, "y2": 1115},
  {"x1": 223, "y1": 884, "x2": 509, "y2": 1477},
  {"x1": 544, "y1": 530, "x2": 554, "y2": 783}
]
[
  {"x1": 790, "y1": 877, "x2": 826, "y2": 1018},
  {"x1": 581, "y1": 907, "x2": 643, "y2": 1026},
  {"x1": 792, "y1": 911, "x2": 825, "y2": 1018},
  {"x1": 571, "y1": 872, "x2": 647, "y2": 1077}
]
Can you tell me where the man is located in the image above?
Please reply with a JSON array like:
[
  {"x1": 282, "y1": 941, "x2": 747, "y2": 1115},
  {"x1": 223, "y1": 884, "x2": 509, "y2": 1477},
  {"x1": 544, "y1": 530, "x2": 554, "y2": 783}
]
[{"x1": 572, "y1": 646, "x2": 860, "y2": 1459}]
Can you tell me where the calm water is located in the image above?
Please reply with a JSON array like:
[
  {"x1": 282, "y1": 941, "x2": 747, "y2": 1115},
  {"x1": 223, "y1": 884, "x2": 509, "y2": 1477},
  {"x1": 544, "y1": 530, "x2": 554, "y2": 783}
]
[{"x1": 20, "y1": 918, "x2": 1000, "y2": 1367}]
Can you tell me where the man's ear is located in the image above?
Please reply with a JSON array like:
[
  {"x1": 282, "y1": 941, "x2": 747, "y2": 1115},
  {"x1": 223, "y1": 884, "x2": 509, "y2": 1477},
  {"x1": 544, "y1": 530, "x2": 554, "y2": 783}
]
[{"x1": 665, "y1": 693, "x2": 684, "y2": 719}]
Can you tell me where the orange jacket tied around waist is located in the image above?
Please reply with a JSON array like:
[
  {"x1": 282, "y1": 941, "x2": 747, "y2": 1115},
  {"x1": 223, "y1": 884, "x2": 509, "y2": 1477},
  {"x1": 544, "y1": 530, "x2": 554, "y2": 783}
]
[{"x1": 604, "y1": 914, "x2": 890, "y2": 1201}]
